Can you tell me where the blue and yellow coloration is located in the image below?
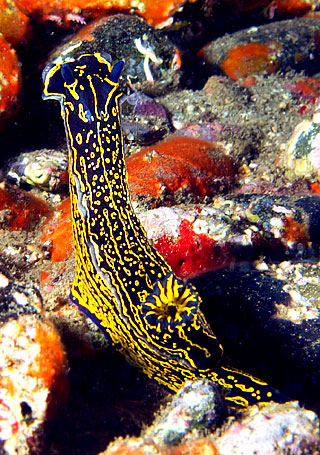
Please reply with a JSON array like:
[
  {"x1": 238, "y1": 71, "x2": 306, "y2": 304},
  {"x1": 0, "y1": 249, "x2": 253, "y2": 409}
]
[{"x1": 42, "y1": 53, "x2": 285, "y2": 408}]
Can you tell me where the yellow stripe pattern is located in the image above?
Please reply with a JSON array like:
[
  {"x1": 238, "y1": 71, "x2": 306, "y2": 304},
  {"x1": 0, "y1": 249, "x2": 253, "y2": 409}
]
[{"x1": 42, "y1": 53, "x2": 284, "y2": 408}]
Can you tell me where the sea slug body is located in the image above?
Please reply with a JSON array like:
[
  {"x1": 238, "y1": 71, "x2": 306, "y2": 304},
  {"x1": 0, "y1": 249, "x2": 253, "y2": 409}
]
[{"x1": 42, "y1": 53, "x2": 286, "y2": 409}]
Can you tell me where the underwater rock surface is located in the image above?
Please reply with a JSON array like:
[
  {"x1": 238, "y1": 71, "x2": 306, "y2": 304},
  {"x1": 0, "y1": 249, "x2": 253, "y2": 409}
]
[{"x1": 100, "y1": 397, "x2": 320, "y2": 455}]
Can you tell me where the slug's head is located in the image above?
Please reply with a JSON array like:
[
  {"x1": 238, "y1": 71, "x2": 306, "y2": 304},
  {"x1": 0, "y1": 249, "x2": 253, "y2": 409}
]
[
  {"x1": 42, "y1": 53, "x2": 124, "y2": 121},
  {"x1": 141, "y1": 273, "x2": 223, "y2": 371}
]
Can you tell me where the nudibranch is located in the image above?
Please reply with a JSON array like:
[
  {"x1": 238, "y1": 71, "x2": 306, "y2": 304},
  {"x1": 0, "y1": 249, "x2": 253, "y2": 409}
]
[{"x1": 42, "y1": 53, "x2": 286, "y2": 408}]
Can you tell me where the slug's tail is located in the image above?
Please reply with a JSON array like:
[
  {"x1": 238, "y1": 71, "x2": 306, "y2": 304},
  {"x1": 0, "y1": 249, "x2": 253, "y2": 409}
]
[{"x1": 207, "y1": 364, "x2": 288, "y2": 409}]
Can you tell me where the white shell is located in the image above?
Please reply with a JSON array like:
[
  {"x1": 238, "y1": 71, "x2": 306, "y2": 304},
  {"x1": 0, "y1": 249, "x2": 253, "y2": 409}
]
[{"x1": 284, "y1": 117, "x2": 320, "y2": 180}]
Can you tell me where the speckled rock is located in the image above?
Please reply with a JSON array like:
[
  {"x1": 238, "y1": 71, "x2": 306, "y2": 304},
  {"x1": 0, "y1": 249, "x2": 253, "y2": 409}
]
[
  {"x1": 0, "y1": 315, "x2": 68, "y2": 455},
  {"x1": 0, "y1": 182, "x2": 53, "y2": 230},
  {"x1": 6, "y1": 148, "x2": 68, "y2": 192},
  {"x1": 99, "y1": 399, "x2": 319, "y2": 455},
  {"x1": 145, "y1": 379, "x2": 227, "y2": 445},
  {"x1": 0, "y1": 0, "x2": 30, "y2": 46},
  {"x1": 283, "y1": 108, "x2": 320, "y2": 180},
  {"x1": 121, "y1": 92, "x2": 171, "y2": 145},
  {"x1": 199, "y1": 18, "x2": 320, "y2": 80},
  {"x1": 46, "y1": 14, "x2": 180, "y2": 96},
  {"x1": 158, "y1": 72, "x2": 307, "y2": 177},
  {"x1": 214, "y1": 401, "x2": 320, "y2": 455},
  {"x1": 127, "y1": 136, "x2": 236, "y2": 205},
  {"x1": 0, "y1": 263, "x2": 42, "y2": 323}
]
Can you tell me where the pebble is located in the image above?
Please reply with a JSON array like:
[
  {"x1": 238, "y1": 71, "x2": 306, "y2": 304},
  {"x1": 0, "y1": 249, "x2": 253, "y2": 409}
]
[
  {"x1": 47, "y1": 14, "x2": 180, "y2": 96},
  {"x1": 0, "y1": 272, "x2": 9, "y2": 288},
  {"x1": 145, "y1": 379, "x2": 226, "y2": 445},
  {"x1": 0, "y1": 182, "x2": 53, "y2": 230},
  {"x1": 275, "y1": 0, "x2": 317, "y2": 17},
  {"x1": 175, "y1": 122, "x2": 240, "y2": 143},
  {"x1": 0, "y1": 33, "x2": 21, "y2": 128},
  {"x1": 214, "y1": 401, "x2": 320, "y2": 455},
  {"x1": 41, "y1": 197, "x2": 73, "y2": 261},
  {"x1": 0, "y1": 315, "x2": 68, "y2": 455},
  {"x1": 6, "y1": 148, "x2": 69, "y2": 192},
  {"x1": 199, "y1": 18, "x2": 320, "y2": 80},
  {"x1": 127, "y1": 135, "x2": 236, "y2": 204},
  {"x1": 0, "y1": 252, "x2": 43, "y2": 323},
  {"x1": 121, "y1": 92, "x2": 171, "y2": 145},
  {"x1": 0, "y1": 0, "x2": 30, "y2": 46},
  {"x1": 283, "y1": 107, "x2": 320, "y2": 180}
]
